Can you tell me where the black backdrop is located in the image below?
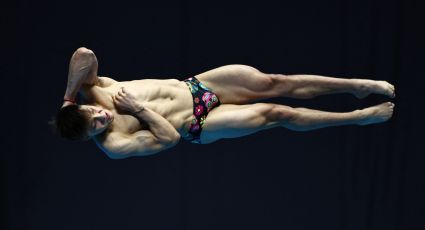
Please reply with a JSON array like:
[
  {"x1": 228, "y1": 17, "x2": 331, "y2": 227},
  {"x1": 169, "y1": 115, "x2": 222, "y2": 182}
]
[{"x1": 2, "y1": 0, "x2": 425, "y2": 229}]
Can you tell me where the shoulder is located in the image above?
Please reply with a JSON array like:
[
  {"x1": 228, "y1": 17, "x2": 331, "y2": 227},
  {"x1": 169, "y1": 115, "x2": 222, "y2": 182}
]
[
  {"x1": 96, "y1": 76, "x2": 118, "y2": 88},
  {"x1": 79, "y1": 76, "x2": 118, "y2": 102}
]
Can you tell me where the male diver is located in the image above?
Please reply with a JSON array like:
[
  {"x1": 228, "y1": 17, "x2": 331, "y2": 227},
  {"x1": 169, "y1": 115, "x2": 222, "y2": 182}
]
[{"x1": 54, "y1": 47, "x2": 395, "y2": 159}]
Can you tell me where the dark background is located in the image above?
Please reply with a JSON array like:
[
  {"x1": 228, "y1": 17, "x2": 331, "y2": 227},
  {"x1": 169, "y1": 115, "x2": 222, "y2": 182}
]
[{"x1": 2, "y1": 0, "x2": 425, "y2": 229}]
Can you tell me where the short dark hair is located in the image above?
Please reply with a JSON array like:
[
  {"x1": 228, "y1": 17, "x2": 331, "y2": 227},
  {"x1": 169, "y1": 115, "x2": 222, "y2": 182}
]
[{"x1": 53, "y1": 105, "x2": 90, "y2": 140}]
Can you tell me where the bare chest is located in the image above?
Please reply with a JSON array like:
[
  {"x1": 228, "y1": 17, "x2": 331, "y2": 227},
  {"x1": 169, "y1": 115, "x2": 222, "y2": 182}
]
[{"x1": 86, "y1": 78, "x2": 194, "y2": 135}]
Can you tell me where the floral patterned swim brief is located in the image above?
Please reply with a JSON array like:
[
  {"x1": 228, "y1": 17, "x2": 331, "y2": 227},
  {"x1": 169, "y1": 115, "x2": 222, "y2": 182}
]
[{"x1": 182, "y1": 76, "x2": 221, "y2": 144}]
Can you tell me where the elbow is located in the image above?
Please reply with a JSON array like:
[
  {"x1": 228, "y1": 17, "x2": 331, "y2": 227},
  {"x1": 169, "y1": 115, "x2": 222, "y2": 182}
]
[
  {"x1": 74, "y1": 47, "x2": 95, "y2": 60},
  {"x1": 165, "y1": 133, "x2": 180, "y2": 147},
  {"x1": 76, "y1": 47, "x2": 94, "y2": 55},
  {"x1": 172, "y1": 133, "x2": 181, "y2": 144}
]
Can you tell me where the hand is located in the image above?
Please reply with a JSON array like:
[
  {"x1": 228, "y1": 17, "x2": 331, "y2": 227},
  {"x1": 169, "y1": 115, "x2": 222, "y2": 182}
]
[{"x1": 113, "y1": 87, "x2": 144, "y2": 114}]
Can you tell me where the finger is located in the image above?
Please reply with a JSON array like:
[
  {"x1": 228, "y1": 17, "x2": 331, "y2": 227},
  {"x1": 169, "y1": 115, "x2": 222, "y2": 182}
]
[
  {"x1": 118, "y1": 91, "x2": 124, "y2": 97},
  {"x1": 121, "y1": 88, "x2": 127, "y2": 95}
]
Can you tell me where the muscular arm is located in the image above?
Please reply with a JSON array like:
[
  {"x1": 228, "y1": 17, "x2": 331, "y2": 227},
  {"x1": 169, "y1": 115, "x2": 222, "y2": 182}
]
[
  {"x1": 101, "y1": 128, "x2": 179, "y2": 159},
  {"x1": 62, "y1": 47, "x2": 98, "y2": 106},
  {"x1": 102, "y1": 108, "x2": 180, "y2": 159},
  {"x1": 134, "y1": 107, "x2": 181, "y2": 143}
]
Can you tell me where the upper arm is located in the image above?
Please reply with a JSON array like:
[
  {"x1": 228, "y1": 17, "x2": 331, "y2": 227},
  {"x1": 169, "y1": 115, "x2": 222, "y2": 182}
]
[{"x1": 101, "y1": 130, "x2": 178, "y2": 159}]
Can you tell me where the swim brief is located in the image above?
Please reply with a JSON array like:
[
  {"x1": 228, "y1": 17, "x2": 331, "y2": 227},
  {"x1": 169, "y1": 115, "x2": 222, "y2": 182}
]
[{"x1": 182, "y1": 76, "x2": 221, "y2": 144}]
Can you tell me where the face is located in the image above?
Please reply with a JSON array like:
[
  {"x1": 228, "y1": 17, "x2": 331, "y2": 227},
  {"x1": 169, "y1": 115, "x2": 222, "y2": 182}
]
[{"x1": 80, "y1": 105, "x2": 114, "y2": 137}]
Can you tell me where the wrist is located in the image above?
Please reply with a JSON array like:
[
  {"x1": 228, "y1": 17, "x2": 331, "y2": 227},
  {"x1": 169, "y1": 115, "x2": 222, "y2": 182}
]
[
  {"x1": 134, "y1": 104, "x2": 145, "y2": 114},
  {"x1": 63, "y1": 98, "x2": 76, "y2": 104}
]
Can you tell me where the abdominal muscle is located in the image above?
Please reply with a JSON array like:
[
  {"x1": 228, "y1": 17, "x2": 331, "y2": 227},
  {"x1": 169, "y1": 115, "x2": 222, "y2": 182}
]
[{"x1": 88, "y1": 78, "x2": 194, "y2": 136}]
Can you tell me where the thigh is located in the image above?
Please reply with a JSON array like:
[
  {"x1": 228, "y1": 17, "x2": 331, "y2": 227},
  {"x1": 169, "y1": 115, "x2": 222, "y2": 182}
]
[
  {"x1": 200, "y1": 103, "x2": 280, "y2": 144},
  {"x1": 195, "y1": 64, "x2": 272, "y2": 104}
]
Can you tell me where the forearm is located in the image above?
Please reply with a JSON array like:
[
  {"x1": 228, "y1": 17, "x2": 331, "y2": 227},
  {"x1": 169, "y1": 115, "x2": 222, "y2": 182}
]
[
  {"x1": 134, "y1": 107, "x2": 180, "y2": 143},
  {"x1": 63, "y1": 48, "x2": 98, "y2": 100},
  {"x1": 63, "y1": 68, "x2": 90, "y2": 101}
]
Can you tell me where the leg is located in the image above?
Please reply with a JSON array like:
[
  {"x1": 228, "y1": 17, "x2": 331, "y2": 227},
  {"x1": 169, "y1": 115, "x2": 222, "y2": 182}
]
[
  {"x1": 200, "y1": 102, "x2": 395, "y2": 144},
  {"x1": 195, "y1": 64, "x2": 395, "y2": 104},
  {"x1": 195, "y1": 64, "x2": 272, "y2": 104},
  {"x1": 282, "y1": 102, "x2": 395, "y2": 131},
  {"x1": 267, "y1": 74, "x2": 396, "y2": 99}
]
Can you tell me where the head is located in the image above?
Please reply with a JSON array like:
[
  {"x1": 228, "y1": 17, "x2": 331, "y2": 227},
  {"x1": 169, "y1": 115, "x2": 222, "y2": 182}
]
[{"x1": 54, "y1": 104, "x2": 114, "y2": 140}]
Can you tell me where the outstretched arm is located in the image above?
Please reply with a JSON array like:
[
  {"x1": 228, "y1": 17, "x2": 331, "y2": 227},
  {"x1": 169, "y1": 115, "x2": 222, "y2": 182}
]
[{"x1": 62, "y1": 47, "x2": 98, "y2": 107}]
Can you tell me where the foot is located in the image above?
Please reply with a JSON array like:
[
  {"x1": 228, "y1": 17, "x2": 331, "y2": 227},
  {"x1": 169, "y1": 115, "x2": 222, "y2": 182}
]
[
  {"x1": 357, "y1": 102, "x2": 395, "y2": 126},
  {"x1": 353, "y1": 79, "x2": 396, "y2": 99}
]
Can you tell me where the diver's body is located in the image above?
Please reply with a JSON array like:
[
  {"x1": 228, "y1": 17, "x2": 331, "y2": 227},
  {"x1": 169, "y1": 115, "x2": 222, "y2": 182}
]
[{"x1": 58, "y1": 47, "x2": 395, "y2": 159}]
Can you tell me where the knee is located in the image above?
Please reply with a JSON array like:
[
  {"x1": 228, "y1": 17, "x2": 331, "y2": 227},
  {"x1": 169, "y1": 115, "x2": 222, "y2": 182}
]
[
  {"x1": 264, "y1": 104, "x2": 297, "y2": 124},
  {"x1": 253, "y1": 72, "x2": 276, "y2": 90},
  {"x1": 277, "y1": 105, "x2": 298, "y2": 124},
  {"x1": 268, "y1": 73, "x2": 291, "y2": 83},
  {"x1": 271, "y1": 74, "x2": 318, "y2": 99}
]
